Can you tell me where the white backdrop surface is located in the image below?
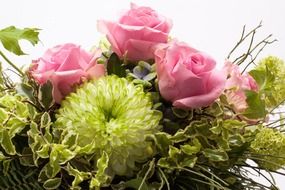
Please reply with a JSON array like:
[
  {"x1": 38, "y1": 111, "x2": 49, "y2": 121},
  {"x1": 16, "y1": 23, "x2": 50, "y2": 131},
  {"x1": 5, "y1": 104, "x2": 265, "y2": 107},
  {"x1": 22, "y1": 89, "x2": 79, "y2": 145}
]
[{"x1": 0, "y1": 0, "x2": 285, "y2": 188}]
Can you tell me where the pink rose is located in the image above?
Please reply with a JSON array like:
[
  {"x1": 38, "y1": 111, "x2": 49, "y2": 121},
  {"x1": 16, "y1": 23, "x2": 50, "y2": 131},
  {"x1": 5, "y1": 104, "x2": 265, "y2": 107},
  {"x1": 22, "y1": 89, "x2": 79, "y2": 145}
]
[
  {"x1": 155, "y1": 42, "x2": 226, "y2": 109},
  {"x1": 98, "y1": 3, "x2": 172, "y2": 61},
  {"x1": 224, "y1": 61, "x2": 258, "y2": 112},
  {"x1": 30, "y1": 43, "x2": 105, "y2": 103}
]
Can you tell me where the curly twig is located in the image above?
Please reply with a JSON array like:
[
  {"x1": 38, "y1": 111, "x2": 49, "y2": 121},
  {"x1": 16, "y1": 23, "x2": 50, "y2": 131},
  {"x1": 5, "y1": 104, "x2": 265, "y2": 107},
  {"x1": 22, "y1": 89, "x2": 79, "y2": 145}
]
[
  {"x1": 227, "y1": 21, "x2": 277, "y2": 73},
  {"x1": 227, "y1": 21, "x2": 262, "y2": 59}
]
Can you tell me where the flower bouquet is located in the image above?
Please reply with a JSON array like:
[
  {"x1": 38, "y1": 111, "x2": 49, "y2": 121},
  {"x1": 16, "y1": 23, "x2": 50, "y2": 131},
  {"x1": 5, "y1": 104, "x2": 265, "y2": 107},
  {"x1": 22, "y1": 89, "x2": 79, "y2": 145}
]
[{"x1": 0, "y1": 3, "x2": 285, "y2": 190}]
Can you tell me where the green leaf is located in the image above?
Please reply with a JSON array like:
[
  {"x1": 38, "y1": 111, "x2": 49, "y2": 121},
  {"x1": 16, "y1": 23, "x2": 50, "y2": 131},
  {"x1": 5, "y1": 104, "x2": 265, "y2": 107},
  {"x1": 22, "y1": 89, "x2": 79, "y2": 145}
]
[
  {"x1": 15, "y1": 100, "x2": 29, "y2": 117},
  {"x1": 90, "y1": 151, "x2": 111, "y2": 189},
  {"x1": 44, "y1": 124, "x2": 53, "y2": 143},
  {"x1": 28, "y1": 121, "x2": 40, "y2": 138},
  {"x1": 28, "y1": 121, "x2": 48, "y2": 165},
  {"x1": 15, "y1": 83, "x2": 35, "y2": 102},
  {"x1": 0, "y1": 26, "x2": 40, "y2": 55},
  {"x1": 28, "y1": 105, "x2": 37, "y2": 120},
  {"x1": 19, "y1": 148, "x2": 35, "y2": 166},
  {"x1": 249, "y1": 69, "x2": 273, "y2": 92},
  {"x1": 47, "y1": 147, "x2": 62, "y2": 178},
  {"x1": 51, "y1": 144, "x2": 75, "y2": 165},
  {"x1": 138, "y1": 159, "x2": 155, "y2": 180},
  {"x1": 180, "y1": 138, "x2": 201, "y2": 155},
  {"x1": 3, "y1": 159, "x2": 12, "y2": 174},
  {"x1": 66, "y1": 163, "x2": 91, "y2": 188},
  {"x1": 39, "y1": 81, "x2": 54, "y2": 110},
  {"x1": 223, "y1": 119, "x2": 245, "y2": 130},
  {"x1": 0, "y1": 62, "x2": 3, "y2": 87},
  {"x1": 40, "y1": 112, "x2": 51, "y2": 128},
  {"x1": 179, "y1": 157, "x2": 197, "y2": 168},
  {"x1": 203, "y1": 149, "x2": 229, "y2": 162},
  {"x1": 0, "y1": 151, "x2": 7, "y2": 161},
  {"x1": 168, "y1": 146, "x2": 181, "y2": 160},
  {"x1": 36, "y1": 144, "x2": 50, "y2": 158},
  {"x1": 0, "y1": 108, "x2": 8, "y2": 122},
  {"x1": 8, "y1": 117, "x2": 26, "y2": 138},
  {"x1": 171, "y1": 130, "x2": 188, "y2": 143},
  {"x1": 206, "y1": 102, "x2": 223, "y2": 117},
  {"x1": 124, "y1": 177, "x2": 149, "y2": 190},
  {"x1": 111, "y1": 177, "x2": 150, "y2": 190},
  {"x1": 75, "y1": 140, "x2": 97, "y2": 155},
  {"x1": 210, "y1": 125, "x2": 222, "y2": 135},
  {"x1": 243, "y1": 90, "x2": 267, "y2": 119},
  {"x1": 107, "y1": 53, "x2": 126, "y2": 77},
  {"x1": 39, "y1": 112, "x2": 53, "y2": 143},
  {"x1": 43, "y1": 178, "x2": 61, "y2": 190},
  {"x1": 228, "y1": 134, "x2": 245, "y2": 147},
  {"x1": 154, "y1": 132, "x2": 172, "y2": 156},
  {"x1": 216, "y1": 138, "x2": 230, "y2": 150},
  {"x1": 172, "y1": 107, "x2": 189, "y2": 119},
  {"x1": 62, "y1": 132, "x2": 78, "y2": 149},
  {"x1": 0, "y1": 129, "x2": 16, "y2": 155},
  {"x1": 157, "y1": 157, "x2": 175, "y2": 169},
  {"x1": 38, "y1": 165, "x2": 50, "y2": 183}
]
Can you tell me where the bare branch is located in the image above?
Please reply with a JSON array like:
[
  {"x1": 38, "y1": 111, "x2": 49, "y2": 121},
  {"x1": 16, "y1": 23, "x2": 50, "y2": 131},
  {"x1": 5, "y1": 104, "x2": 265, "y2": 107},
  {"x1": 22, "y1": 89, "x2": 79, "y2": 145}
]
[
  {"x1": 227, "y1": 21, "x2": 277, "y2": 73},
  {"x1": 227, "y1": 21, "x2": 262, "y2": 59}
]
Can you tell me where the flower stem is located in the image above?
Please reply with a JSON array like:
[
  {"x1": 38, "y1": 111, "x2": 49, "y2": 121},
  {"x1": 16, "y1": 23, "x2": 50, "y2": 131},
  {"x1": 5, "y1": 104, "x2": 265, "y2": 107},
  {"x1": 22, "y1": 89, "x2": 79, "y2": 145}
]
[{"x1": 0, "y1": 51, "x2": 24, "y2": 76}]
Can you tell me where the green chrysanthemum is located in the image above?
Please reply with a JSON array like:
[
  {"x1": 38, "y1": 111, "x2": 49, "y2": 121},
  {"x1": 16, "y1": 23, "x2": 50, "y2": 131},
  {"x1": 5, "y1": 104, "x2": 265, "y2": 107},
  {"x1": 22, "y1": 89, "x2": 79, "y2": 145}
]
[
  {"x1": 55, "y1": 75, "x2": 162, "y2": 176},
  {"x1": 250, "y1": 127, "x2": 285, "y2": 170},
  {"x1": 0, "y1": 94, "x2": 30, "y2": 155}
]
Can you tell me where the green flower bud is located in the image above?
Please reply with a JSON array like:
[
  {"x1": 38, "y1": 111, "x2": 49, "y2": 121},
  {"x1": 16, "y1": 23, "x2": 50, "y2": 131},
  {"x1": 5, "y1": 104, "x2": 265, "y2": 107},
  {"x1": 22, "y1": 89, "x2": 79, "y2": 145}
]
[
  {"x1": 256, "y1": 56, "x2": 285, "y2": 108},
  {"x1": 55, "y1": 75, "x2": 162, "y2": 176}
]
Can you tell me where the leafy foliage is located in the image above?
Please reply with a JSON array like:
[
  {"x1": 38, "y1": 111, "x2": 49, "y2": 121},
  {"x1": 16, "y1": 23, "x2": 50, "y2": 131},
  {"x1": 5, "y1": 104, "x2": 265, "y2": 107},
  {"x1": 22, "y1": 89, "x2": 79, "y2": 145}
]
[
  {"x1": 0, "y1": 62, "x2": 3, "y2": 90},
  {"x1": 0, "y1": 160, "x2": 44, "y2": 190},
  {"x1": 107, "y1": 53, "x2": 126, "y2": 77},
  {"x1": 0, "y1": 94, "x2": 32, "y2": 156},
  {"x1": 109, "y1": 102, "x2": 261, "y2": 190},
  {"x1": 0, "y1": 26, "x2": 40, "y2": 55},
  {"x1": 243, "y1": 90, "x2": 267, "y2": 119}
]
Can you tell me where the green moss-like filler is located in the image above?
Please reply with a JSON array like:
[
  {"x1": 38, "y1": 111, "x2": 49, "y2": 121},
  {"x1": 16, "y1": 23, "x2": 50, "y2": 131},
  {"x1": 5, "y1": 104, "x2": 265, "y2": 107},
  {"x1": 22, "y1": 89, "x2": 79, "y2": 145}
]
[
  {"x1": 255, "y1": 56, "x2": 285, "y2": 108},
  {"x1": 55, "y1": 75, "x2": 162, "y2": 176},
  {"x1": 250, "y1": 127, "x2": 285, "y2": 170}
]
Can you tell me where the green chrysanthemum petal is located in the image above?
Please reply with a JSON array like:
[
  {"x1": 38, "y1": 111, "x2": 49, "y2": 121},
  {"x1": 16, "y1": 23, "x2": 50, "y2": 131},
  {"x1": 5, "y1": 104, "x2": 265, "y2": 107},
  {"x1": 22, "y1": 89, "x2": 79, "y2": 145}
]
[
  {"x1": 250, "y1": 127, "x2": 285, "y2": 170},
  {"x1": 55, "y1": 75, "x2": 162, "y2": 176}
]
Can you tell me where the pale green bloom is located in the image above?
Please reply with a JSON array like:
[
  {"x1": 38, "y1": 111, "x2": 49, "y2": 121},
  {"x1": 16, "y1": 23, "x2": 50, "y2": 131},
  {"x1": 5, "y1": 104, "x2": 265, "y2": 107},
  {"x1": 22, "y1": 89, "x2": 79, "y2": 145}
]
[
  {"x1": 55, "y1": 75, "x2": 162, "y2": 176},
  {"x1": 256, "y1": 56, "x2": 285, "y2": 108},
  {"x1": 250, "y1": 127, "x2": 285, "y2": 170}
]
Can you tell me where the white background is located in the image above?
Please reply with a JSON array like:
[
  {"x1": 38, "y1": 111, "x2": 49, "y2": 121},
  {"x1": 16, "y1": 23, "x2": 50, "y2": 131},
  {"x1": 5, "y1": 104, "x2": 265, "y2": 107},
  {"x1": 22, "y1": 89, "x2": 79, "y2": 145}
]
[{"x1": 0, "y1": 0, "x2": 285, "y2": 188}]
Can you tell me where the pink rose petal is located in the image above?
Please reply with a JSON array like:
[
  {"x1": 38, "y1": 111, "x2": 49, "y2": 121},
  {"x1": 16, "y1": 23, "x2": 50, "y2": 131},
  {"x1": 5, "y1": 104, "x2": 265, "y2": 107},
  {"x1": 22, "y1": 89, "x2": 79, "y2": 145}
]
[{"x1": 30, "y1": 43, "x2": 105, "y2": 103}]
